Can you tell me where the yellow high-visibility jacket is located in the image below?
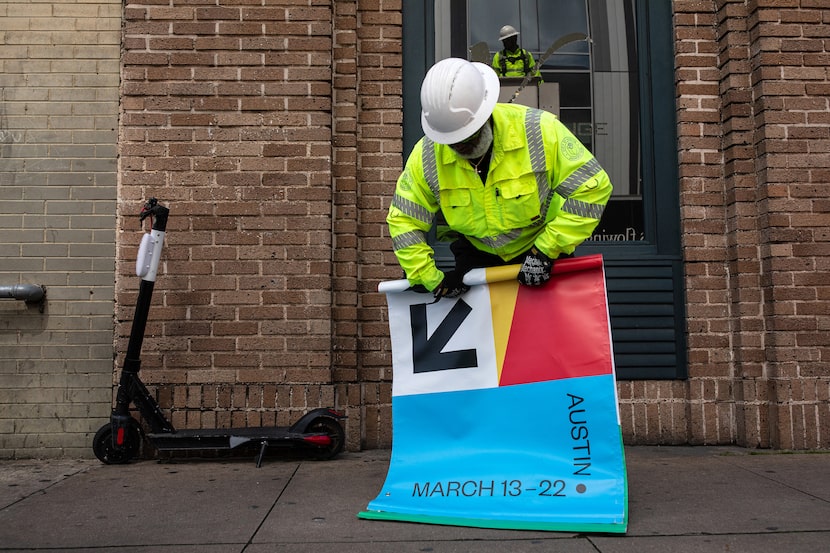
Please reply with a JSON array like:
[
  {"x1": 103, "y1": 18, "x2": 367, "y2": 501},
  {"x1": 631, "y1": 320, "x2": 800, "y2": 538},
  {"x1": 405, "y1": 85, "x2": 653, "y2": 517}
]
[
  {"x1": 492, "y1": 48, "x2": 540, "y2": 78},
  {"x1": 387, "y1": 103, "x2": 612, "y2": 291}
]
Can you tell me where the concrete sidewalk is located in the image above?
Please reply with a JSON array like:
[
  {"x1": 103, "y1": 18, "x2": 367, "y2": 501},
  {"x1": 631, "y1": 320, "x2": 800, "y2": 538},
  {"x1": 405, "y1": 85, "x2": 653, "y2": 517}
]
[{"x1": 0, "y1": 446, "x2": 828, "y2": 552}]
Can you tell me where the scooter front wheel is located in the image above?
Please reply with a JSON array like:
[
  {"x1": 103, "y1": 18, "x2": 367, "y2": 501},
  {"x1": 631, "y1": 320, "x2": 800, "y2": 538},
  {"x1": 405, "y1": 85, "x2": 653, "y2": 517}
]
[
  {"x1": 92, "y1": 420, "x2": 142, "y2": 464},
  {"x1": 305, "y1": 416, "x2": 345, "y2": 460}
]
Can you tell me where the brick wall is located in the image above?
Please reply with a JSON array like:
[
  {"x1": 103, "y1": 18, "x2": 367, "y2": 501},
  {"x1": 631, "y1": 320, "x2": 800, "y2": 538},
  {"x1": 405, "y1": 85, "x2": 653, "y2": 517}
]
[
  {"x1": 330, "y1": 1, "x2": 403, "y2": 448},
  {"x1": 0, "y1": 1, "x2": 121, "y2": 458},
  {"x1": 351, "y1": 2, "x2": 404, "y2": 448},
  {"x1": 120, "y1": 0, "x2": 341, "y2": 436},
  {"x1": 119, "y1": 0, "x2": 403, "y2": 449},
  {"x1": 673, "y1": 0, "x2": 830, "y2": 449}
]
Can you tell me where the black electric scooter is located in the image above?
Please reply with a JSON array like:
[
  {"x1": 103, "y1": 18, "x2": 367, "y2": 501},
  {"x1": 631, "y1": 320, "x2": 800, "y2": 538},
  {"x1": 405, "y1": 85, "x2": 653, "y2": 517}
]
[{"x1": 92, "y1": 198, "x2": 346, "y2": 467}]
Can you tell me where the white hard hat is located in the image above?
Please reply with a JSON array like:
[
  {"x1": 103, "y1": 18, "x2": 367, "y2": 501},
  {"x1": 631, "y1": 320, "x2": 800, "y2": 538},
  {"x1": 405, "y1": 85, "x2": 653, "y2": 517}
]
[
  {"x1": 420, "y1": 58, "x2": 500, "y2": 144},
  {"x1": 499, "y1": 25, "x2": 519, "y2": 41}
]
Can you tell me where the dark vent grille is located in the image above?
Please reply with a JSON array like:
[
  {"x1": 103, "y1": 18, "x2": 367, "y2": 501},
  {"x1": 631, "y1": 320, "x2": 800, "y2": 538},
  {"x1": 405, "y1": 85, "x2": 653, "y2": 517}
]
[{"x1": 605, "y1": 259, "x2": 686, "y2": 379}]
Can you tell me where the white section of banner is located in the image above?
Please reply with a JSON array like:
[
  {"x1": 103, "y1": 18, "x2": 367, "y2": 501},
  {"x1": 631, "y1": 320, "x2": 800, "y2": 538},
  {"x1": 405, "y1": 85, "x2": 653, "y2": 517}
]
[{"x1": 386, "y1": 284, "x2": 499, "y2": 397}]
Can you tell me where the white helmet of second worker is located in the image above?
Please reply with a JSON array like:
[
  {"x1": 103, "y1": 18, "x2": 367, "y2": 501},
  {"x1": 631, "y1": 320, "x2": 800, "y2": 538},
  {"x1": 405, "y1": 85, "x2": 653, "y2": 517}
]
[
  {"x1": 420, "y1": 58, "x2": 500, "y2": 145},
  {"x1": 499, "y1": 25, "x2": 519, "y2": 41}
]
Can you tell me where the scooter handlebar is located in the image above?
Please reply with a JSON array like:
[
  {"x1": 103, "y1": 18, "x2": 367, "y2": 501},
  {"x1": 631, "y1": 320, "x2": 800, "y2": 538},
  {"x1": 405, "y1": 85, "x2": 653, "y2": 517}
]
[{"x1": 140, "y1": 197, "x2": 169, "y2": 232}]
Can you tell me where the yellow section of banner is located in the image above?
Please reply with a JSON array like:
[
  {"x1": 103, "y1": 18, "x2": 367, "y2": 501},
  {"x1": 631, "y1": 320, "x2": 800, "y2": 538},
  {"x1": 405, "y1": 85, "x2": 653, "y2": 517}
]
[
  {"x1": 477, "y1": 264, "x2": 520, "y2": 284},
  {"x1": 487, "y1": 267, "x2": 520, "y2": 382}
]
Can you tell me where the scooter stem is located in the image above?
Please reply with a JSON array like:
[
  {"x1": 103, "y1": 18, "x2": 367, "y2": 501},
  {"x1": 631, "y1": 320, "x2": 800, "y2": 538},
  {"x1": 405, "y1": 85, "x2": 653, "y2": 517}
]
[{"x1": 112, "y1": 199, "x2": 171, "y2": 434}]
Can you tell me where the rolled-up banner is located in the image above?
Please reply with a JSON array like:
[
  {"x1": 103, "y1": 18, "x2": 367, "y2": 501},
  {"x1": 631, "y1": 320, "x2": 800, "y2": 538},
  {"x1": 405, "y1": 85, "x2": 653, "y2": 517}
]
[{"x1": 360, "y1": 254, "x2": 628, "y2": 533}]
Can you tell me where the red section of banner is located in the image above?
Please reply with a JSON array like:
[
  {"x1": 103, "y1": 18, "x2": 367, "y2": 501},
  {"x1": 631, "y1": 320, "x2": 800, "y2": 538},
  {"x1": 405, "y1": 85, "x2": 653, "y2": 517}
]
[
  {"x1": 550, "y1": 254, "x2": 604, "y2": 276},
  {"x1": 499, "y1": 255, "x2": 613, "y2": 386}
]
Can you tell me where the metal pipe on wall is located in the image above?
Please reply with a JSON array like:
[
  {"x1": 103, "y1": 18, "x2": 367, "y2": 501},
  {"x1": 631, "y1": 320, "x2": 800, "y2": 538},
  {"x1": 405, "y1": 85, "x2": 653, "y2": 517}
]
[{"x1": 0, "y1": 284, "x2": 46, "y2": 303}]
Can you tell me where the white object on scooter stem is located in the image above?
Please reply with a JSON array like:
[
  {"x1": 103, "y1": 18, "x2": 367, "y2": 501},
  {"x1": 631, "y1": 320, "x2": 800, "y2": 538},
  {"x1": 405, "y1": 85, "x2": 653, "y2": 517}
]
[
  {"x1": 135, "y1": 234, "x2": 154, "y2": 277},
  {"x1": 135, "y1": 230, "x2": 165, "y2": 281}
]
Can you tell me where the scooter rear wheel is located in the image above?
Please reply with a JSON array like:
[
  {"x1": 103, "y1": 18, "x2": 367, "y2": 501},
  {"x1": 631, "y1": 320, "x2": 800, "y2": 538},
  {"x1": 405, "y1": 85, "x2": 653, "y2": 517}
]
[
  {"x1": 305, "y1": 416, "x2": 345, "y2": 460},
  {"x1": 92, "y1": 420, "x2": 143, "y2": 464}
]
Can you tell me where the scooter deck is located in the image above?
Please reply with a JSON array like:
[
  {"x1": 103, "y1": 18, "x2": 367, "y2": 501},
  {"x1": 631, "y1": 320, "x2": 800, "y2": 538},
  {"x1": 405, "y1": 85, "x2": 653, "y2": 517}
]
[{"x1": 148, "y1": 427, "x2": 320, "y2": 452}]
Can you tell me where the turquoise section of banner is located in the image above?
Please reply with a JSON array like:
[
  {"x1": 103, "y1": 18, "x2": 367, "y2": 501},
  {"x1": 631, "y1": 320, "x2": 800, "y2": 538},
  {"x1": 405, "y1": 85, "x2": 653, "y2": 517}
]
[{"x1": 362, "y1": 375, "x2": 627, "y2": 531}]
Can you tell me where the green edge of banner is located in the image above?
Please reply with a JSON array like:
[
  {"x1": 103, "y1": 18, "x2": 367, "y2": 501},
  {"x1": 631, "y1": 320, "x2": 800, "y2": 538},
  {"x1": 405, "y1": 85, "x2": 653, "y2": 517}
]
[{"x1": 356, "y1": 509, "x2": 627, "y2": 534}]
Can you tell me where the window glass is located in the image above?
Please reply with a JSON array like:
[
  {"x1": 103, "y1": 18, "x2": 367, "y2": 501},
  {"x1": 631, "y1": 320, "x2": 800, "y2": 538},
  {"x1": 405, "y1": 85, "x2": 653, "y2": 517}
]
[{"x1": 467, "y1": 0, "x2": 517, "y2": 51}]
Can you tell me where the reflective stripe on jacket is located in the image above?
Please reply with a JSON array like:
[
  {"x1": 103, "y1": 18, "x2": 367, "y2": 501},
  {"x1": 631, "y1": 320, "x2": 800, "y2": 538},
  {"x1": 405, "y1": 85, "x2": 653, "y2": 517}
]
[{"x1": 387, "y1": 103, "x2": 612, "y2": 291}]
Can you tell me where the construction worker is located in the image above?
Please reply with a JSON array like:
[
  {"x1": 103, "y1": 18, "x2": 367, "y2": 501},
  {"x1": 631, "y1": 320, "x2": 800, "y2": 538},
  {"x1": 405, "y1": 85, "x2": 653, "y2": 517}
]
[
  {"x1": 492, "y1": 25, "x2": 541, "y2": 78},
  {"x1": 387, "y1": 58, "x2": 612, "y2": 299}
]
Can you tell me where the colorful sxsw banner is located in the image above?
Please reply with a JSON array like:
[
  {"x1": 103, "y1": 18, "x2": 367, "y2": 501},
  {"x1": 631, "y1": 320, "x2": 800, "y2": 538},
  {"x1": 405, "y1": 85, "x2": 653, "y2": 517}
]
[{"x1": 359, "y1": 254, "x2": 628, "y2": 533}]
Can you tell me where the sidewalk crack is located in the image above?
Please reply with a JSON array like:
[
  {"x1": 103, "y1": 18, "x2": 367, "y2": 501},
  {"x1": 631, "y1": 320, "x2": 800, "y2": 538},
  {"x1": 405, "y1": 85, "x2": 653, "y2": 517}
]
[{"x1": 239, "y1": 462, "x2": 300, "y2": 553}]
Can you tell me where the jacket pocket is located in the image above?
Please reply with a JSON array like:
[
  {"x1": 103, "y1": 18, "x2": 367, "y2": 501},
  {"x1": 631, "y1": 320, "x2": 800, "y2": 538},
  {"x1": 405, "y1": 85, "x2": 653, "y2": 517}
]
[
  {"x1": 497, "y1": 178, "x2": 541, "y2": 228},
  {"x1": 440, "y1": 188, "x2": 478, "y2": 235}
]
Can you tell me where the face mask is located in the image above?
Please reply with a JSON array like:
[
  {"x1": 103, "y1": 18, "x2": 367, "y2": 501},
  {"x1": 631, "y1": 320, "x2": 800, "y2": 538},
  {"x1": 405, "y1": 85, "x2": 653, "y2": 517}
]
[
  {"x1": 503, "y1": 36, "x2": 519, "y2": 51},
  {"x1": 450, "y1": 121, "x2": 493, "y2": 160}
]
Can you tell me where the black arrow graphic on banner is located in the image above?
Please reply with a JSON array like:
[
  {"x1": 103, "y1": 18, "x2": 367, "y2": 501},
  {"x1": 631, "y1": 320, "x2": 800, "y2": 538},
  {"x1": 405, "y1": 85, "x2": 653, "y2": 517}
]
[{"x1": 410, "y1": 300, "x2": 478, "y2": 373}]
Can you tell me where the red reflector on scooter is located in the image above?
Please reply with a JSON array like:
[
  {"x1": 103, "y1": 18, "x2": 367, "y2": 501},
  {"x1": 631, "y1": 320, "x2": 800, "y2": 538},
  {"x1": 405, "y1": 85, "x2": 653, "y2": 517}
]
[
  {"x1": 303, "y1": 435, "x2": 331, "y2": 446},
  {"x1": 116, "y1": 427, "x2": 125, "y2": 445}
]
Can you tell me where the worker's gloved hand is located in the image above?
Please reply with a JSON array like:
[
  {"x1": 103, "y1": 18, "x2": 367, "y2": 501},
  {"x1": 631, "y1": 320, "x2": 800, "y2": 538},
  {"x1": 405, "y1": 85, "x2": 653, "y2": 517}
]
[
  {"x1": 518, "y1": 247, "x2": 553, "y2": 286},
  {"x1": 407, "y1": 284, "x2": 430, "y2": 293},
  {"x1": 433, "y1": 270, "x2": 470, "y2": 300}
]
